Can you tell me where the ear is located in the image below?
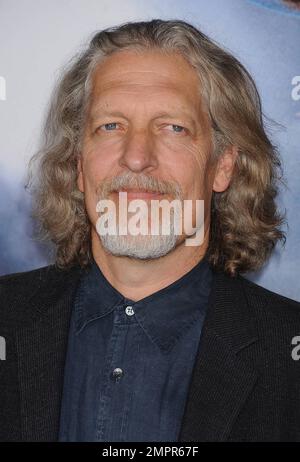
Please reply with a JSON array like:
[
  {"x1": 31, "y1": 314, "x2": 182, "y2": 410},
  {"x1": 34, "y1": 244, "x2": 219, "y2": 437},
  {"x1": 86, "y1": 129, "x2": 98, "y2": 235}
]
[
  {"x1": 77, "y1": 155, "x2": 84, "y2": 193},
  {"x1": 213, "y1": 146, "x2": 238, "y2": 193}
]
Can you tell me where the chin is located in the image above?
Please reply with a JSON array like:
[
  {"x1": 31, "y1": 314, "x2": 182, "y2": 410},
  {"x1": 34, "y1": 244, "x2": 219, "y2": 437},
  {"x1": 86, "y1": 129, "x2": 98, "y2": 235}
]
[{"x1": 99, "y1": 234, "x2": 178, "y2": 259}]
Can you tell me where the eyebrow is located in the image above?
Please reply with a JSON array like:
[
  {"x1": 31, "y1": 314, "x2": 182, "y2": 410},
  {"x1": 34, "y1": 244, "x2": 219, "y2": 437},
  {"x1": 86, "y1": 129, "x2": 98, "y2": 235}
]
[{"x1": 90, "y1": 108, "x2": 197, "y2": 128}]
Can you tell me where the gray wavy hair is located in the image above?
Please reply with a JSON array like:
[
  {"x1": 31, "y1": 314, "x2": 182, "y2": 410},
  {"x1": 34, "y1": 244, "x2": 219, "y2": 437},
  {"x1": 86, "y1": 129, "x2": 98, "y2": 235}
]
[{"x1": 26, "y1": 18, "x2": 286, "y2": 275}]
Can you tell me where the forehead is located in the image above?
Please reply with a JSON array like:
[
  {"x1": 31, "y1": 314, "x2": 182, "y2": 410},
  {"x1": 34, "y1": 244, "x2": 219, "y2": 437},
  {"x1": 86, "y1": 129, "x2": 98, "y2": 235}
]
[{"x1": 88, "y1": 49, "x2": 203, "y2": 113}]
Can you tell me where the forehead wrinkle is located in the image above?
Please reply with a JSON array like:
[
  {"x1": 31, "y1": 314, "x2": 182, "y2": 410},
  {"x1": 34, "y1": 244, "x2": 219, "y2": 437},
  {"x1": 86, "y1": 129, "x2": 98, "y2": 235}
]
[
  {"x1": 92, "y1": 66, "x2": 201, "y2": 94},
  {"x1": 96, "y1": 72, "x2": 193, "y2": 87},
  {"x1": 88, "y1": 66, "x2": 206, "y2": 130},
  {"x1": 91, "y1": 49, "x2": 201, "y2": 98},
  {"x1": 101, "y1": 69, "x2": 179, "y2": 76},
  {"x1": 90, "y1": 84, "x2": 200, "y2": 117},
  {"x1": 92, "y1": 79, "x2": 191, "y2": 97},
  {"x1": 94, "y1": 53, "x2": 198, "y2": 76},
  {"x1": 89, "y1": 97, "x2": 199, "y2": 126}
]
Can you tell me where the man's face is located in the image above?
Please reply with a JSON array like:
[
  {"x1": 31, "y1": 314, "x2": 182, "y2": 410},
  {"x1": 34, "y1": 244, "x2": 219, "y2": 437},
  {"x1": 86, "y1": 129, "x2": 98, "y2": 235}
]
[{"x1": 78, "y1": 49, "x2": 220, "y2": 258}]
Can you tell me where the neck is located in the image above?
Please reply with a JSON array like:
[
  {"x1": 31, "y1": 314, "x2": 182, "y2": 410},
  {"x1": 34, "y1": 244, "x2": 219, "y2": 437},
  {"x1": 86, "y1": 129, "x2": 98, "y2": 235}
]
[{"x1": 91, "y1": 226, "x2": 210, "y2": 302}]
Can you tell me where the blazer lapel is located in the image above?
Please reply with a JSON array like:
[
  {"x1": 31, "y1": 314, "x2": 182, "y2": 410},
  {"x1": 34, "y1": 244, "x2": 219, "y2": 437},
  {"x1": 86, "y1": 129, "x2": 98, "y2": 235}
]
[
  {"x1": 15, "y1": 265, "x2": 82, "y2": 441},
  {"x1": 178, "y1": 270, "x2": 260, "y2": 442}
]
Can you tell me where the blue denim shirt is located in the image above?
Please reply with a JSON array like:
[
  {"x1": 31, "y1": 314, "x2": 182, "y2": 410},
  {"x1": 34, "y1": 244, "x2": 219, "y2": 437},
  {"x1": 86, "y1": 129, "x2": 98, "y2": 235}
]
[{"x1": 58, "y1": 255, "x2": 212, "y2": 442}]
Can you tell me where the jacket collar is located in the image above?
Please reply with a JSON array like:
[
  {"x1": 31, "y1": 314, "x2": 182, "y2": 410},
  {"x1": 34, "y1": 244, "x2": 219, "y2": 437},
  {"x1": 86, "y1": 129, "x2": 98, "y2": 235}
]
[{"x1": 15, "y1": 263, "x2": 261, "y2": 441}]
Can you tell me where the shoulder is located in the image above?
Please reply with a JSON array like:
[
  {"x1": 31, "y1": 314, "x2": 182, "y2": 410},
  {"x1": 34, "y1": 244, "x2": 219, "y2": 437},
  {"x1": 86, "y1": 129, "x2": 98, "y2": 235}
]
[
  {"x1": 238, "y1": 274, "x2": 300, "y2": 309},
  {"x1": 237, "y1": 273, "x2": 300, "y2": 326},
  {"x1": 0, "y1": 262, "x2": 82, "y2": 286},
  {"x1": 214, "y1": 272, "x2": 300, "y2": 374},
  {"x1": 0, "y1": 264, "x2": 70, "y2": 297},
  {"x1": 0, "y1": 264, "x2": 57, "y2": 285},
  {"x1": 210, "y1": 268, "x2": 300, "y2": 342},
  {"x1": 0, "y1": 264, "x2": 82, "y2": 326}
]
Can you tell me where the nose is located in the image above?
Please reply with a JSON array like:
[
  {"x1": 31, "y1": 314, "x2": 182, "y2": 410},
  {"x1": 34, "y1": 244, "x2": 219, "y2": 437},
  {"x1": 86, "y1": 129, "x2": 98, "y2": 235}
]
[{"x1": 118, "y1": 129, "x2": 158, "y2": 173}]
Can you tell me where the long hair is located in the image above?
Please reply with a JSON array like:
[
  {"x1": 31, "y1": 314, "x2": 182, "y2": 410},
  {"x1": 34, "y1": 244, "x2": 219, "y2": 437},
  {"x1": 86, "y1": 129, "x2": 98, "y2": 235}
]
[{"x1": 26, "y1": 19, "x2": 286, "y2": 275}]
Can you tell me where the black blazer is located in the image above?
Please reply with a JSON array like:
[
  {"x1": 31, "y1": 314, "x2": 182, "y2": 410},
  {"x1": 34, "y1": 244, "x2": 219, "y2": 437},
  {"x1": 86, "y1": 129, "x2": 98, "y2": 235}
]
[{"x1": 0, "y1": 262, "x2": 300, "y2": 442}]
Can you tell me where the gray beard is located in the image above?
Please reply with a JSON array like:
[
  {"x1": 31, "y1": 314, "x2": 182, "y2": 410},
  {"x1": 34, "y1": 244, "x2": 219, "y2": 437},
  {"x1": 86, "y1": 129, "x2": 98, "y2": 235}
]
[
  {"x1": 98, "y1": 212, "x2": 179, "y2": 260},
  {"x1": 96, "y1": 171, "x2": 183, "y2": 259}
]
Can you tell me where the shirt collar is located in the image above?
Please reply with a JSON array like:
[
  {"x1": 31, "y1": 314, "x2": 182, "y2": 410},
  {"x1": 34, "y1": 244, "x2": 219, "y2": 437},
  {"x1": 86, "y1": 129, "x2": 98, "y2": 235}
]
[{"x1": 75, "y1": 254, "x2": 212, "y2": 354}]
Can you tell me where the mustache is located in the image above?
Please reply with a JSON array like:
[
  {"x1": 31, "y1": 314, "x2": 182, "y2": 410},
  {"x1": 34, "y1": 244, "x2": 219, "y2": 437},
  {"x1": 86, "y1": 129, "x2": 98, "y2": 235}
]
[{"x1": 97, "y1": 172, "x2": 183, "y2": 199}]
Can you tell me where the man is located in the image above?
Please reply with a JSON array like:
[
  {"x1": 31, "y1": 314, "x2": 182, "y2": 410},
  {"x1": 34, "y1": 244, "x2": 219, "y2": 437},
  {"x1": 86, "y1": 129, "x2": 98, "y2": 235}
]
[{"x1": 0, "y1": 19, "x2": 300, "y2": 442}]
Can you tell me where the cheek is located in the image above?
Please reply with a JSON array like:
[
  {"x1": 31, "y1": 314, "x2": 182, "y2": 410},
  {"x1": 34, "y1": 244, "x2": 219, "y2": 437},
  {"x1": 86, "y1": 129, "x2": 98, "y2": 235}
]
[
  {"x1": 79, "y1": 153, "x2": 110, "y2": 225},
  {"x1": 163, "y1": 146, "x2": 209, "y2": 198},
  {"x1": 82, "y1": 179, "x2": 99, "y2": 227},
  {"x1": 85, "y1": 146, "x2": 115, "y2": 175},
  {"x1": 163, "y1": 134, "x2": 209, "y2": 167},
  {"x1": 81, "y1": 142, "x2": 116, "y2": 189}
]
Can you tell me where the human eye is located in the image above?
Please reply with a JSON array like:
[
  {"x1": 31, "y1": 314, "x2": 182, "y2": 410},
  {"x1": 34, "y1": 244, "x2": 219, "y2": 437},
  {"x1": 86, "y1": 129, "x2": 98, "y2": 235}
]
[
  {"x1": 98, "y1": 122, "x2": 120, "y2": 131},
  {"x1": 165, "y1": 124, "x2": 187, "y2": 134}
]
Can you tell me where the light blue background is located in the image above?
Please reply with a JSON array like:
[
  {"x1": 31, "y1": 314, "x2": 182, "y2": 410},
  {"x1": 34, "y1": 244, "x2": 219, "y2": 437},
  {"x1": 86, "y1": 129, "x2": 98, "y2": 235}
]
[{"x1": 0, "y1": 0, "x2": 299, "y2": 300}]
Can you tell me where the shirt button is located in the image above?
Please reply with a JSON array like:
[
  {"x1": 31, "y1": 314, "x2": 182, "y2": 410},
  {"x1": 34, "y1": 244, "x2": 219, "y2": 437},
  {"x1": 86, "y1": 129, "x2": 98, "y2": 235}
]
[
  {"x1": 125, "y1": 305, "x2": 135, "y2": 316},
  {"x1": 111, "y1": 367, "x2": 124, "y2": 382}
]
